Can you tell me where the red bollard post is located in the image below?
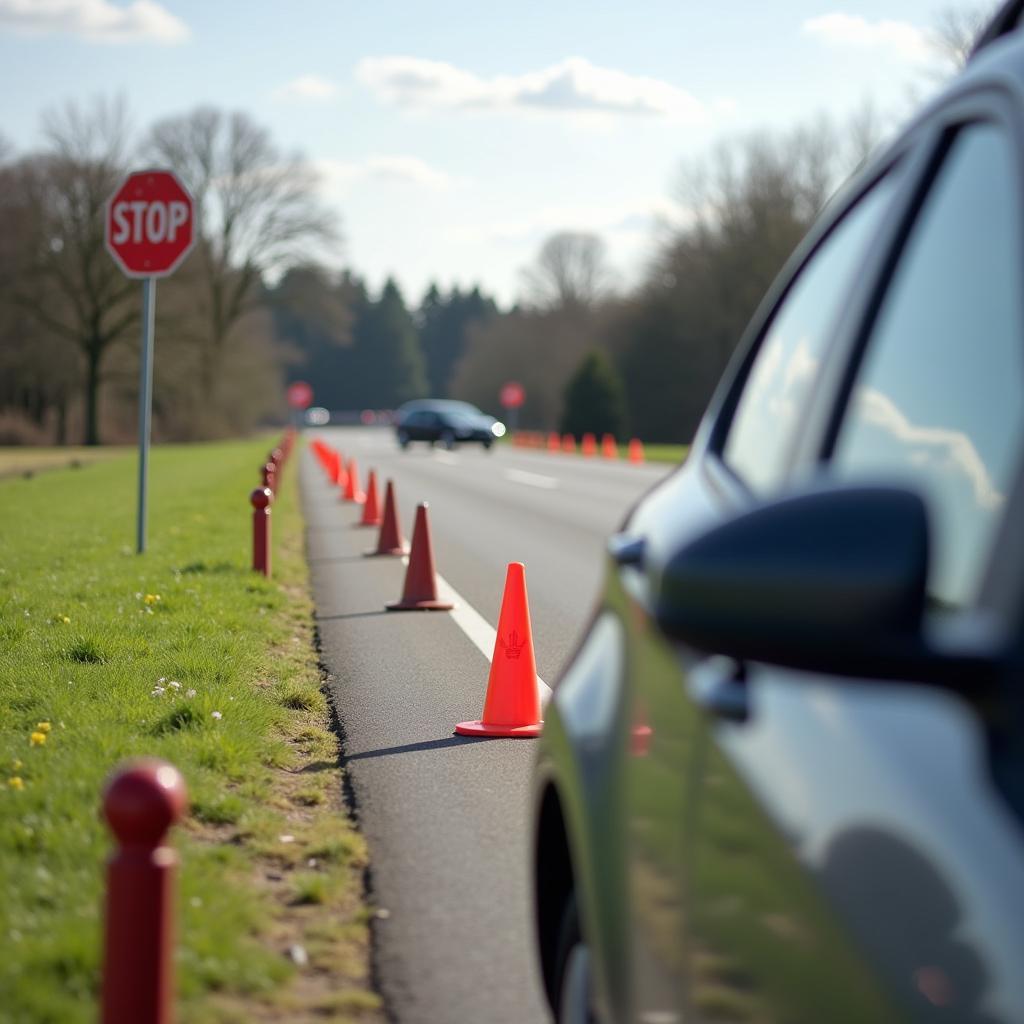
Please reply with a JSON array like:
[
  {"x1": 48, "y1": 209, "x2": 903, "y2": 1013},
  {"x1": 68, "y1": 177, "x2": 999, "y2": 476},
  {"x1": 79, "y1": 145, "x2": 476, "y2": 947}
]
[
  {"x1": 261, "y1": 461, "x2": 276, "y2": 495},
  {"x1": 251, "y1": 486, "x2": 273, "y2": 577},
  {"x1": 101, "y1": 759, "x2": 188, "y2": 1024}
]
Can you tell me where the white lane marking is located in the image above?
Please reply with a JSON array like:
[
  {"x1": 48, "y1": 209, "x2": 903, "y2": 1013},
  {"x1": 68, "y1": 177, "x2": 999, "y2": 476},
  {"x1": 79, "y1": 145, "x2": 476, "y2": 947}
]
[
  {"x1": 399, "y1": 555, "x2": 552, "y2": 702},
  {"x1": 433, "y1": 451, "x2": 459, "y2": 465},
  {"x1": 503, "y1": 468, "x2": 559, "y2": 489}
]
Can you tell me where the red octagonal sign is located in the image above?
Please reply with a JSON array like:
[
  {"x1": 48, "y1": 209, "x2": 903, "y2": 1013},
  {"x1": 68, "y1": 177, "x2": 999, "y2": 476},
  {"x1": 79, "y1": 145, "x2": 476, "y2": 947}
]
[{"x1": 105, "y1": 169, "x2": 195, "y2": 279}]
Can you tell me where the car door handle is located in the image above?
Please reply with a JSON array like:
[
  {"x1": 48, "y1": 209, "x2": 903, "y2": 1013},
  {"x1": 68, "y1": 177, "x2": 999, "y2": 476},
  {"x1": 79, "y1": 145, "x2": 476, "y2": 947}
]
[
  {"x1": 688, "y1": 656, "x2": 750, "y2": 723},
  {"x1": 608, "y1": 533, "x2": 645, "y2": 568}
]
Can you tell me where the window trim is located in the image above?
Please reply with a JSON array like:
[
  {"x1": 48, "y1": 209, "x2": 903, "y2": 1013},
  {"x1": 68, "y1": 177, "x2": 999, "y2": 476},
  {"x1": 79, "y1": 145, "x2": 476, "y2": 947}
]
[
  {"x1": 704, "y1": 158, "x2": 909, "y2": 497},
  {"x1": 820, "y1": 91, "x2": 1024, "y2": 463},
  {"x1": 821, "y1": 94, "x2": 1024, "y2": 617}
]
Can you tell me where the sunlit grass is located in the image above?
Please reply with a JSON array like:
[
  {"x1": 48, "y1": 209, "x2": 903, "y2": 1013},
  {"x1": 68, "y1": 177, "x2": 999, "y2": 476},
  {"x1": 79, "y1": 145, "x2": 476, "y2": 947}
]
[{"x1": 0, "y1": 437, "x2": 374, "y2": 1021}]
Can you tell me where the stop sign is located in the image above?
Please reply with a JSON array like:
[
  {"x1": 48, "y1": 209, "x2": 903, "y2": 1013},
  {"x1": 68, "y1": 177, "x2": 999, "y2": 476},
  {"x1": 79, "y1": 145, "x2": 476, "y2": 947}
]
[
  {"x1": 287, "y1": 381, "x2": 314, "y2": 410},
  {"x1": 500, "y1": 381, "x2": 525, "y2": 409},
  {"x1": 105, "y1": 169, "x2": 195, "y2": 278}
]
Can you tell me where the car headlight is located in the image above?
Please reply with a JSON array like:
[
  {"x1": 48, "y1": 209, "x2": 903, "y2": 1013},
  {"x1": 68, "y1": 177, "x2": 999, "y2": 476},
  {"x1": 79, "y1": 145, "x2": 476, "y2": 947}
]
[{"x1": 491, "y1": 422, "x2": 506, "y2": 437}]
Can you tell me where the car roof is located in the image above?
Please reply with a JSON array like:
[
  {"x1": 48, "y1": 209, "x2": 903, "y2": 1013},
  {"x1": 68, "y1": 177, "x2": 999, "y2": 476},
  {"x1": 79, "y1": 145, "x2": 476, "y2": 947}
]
[
  {"x1": 972, "y1": 0, "x2": 1024, "y2": 60},
  {"x1": 398, "y1": 399, "x2": 485, "y2": 415}
]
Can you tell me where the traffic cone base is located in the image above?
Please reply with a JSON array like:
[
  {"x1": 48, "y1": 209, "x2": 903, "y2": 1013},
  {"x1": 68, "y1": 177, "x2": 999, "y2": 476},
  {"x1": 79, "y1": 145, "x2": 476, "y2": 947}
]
[
  {"x1": 386, "y1": 596, "x2": 454, "y2": 611},
  {"x1": 365, "y1": 544, "x2": 407, "y2": 558},
  {"x1": 455, "y1": 718, "x2": 542, "y2": 738}
]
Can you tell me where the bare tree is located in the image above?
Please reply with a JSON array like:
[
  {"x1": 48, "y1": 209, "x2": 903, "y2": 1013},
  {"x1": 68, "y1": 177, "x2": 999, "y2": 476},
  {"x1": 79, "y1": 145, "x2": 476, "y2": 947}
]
[
  {"x1": 929, "y1": 4, "x2": 997, "y2": 72},
  {"x1": 5, "y1": 98, "x2": 136, "y2": 445},
  {"x1": 146, "y1": 107, "x2": 341, "y2": 406},
  {"x1": 520, "y1": 231, "x2": 611, "y2": 311}
]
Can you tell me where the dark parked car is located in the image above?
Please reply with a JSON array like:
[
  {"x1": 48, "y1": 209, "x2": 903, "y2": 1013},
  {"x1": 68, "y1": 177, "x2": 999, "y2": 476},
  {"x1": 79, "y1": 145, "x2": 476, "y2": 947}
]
[
  {"x1": 532, "y1": 5, "x2": 1024, "y2": 1022},
  {"x1": 394, "y1": 399, "x2": 505, "y2": 450}
]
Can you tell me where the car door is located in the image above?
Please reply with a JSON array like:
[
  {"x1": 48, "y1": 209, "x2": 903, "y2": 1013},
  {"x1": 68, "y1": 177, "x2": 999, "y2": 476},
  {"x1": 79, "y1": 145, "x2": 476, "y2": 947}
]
[
  {"x1": 683, "y1": 105, "x2": 1024, "y2": 1022},
  {"x1": 621, "y1": 160, "x2": 910, "y2": 1022}
]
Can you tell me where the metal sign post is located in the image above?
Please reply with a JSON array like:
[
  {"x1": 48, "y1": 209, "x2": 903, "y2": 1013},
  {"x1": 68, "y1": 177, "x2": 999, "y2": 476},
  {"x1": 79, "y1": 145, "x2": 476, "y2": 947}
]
[
  {"x1": 136, "y1": 278, "x2": 156, "y2": 554},
  {"x1": 105, "y1": 169, "x2": 195, "y2": 555}
]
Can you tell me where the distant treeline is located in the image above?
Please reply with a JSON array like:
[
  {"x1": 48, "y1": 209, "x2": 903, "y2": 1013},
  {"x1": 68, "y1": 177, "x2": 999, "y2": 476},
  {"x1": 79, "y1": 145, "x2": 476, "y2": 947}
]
[
  {"x1": 0, "y1": 96, "x2": 881, "y2": 446},
  {"x1": 274, "y1": 112, "x2": 879, "y2": 442}
]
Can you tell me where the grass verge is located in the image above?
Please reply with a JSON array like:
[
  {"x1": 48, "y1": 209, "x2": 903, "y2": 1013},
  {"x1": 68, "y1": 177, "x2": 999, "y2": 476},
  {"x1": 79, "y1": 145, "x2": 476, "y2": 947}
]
[
  {"x1": 0, "y1": 445, "x2": 129, "y2": 480},
  {"x1": 0, "y1": 438, "x2": 381, "y2": 1023}
]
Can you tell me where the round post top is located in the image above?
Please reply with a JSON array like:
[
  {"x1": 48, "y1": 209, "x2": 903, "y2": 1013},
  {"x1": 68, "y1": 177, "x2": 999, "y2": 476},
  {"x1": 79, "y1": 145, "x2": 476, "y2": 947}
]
[
  {"x1": 250, "y1": 486, "x2": 273, "y2": 510},
  {"x1": 103, "y1": 759, "x2": 187, "y2": 847}
]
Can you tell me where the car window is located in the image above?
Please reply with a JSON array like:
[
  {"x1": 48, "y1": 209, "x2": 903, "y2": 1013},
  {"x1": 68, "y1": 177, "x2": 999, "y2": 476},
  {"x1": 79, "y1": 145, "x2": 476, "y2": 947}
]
[
  {"x1": 722, "y1": 176, "x2": 898, "y2": 493},
  {"x1": 831, "y1": 123, "x2": 1024, "y2": 611}
]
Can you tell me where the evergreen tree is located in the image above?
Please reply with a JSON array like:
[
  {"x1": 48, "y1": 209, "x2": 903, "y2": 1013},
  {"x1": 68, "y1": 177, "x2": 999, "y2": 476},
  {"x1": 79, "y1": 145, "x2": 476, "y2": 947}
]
[
  {"x1": 418, "y1": 283, "x2": 497, "y2": 395},
  {"x1": 560, "y1": 350, "x2": 627, "y2": 439},
  {"x1": 351, "y1": 278, "x2": 427, "y2": 407}
]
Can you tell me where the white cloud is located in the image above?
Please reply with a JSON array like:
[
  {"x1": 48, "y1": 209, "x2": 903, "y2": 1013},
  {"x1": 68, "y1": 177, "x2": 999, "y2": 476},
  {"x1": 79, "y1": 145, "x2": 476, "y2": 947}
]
[
  {"x1": 802, "y1": 12, "x2": 929, "y2": 63},
  {"x1": 856, "y1": 388, "x2": 1004, "y2": 510},
  {"x1": 316, "y1": 155, "x2": 453, "y2": 192},
  {"x1": 274, "y1": 74, "x2": 338, "y2": 101},
  {"x1": 0, "y1": 0, "x2": 189, "y2": 43},
  {"x1": 356, "y1": 55, "x2": 722, "y2": 122},
  {"x1": 444, "y1": 197, "x2": 690, "y2": 246}
]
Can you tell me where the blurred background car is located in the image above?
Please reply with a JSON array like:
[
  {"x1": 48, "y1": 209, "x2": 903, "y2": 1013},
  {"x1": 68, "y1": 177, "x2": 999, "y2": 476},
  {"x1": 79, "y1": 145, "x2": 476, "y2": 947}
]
[
  {"x1": 304, "y1": 406, "x2": 330, "y2": 426},
  {"x1": 394, "y1": 398, "x2": 505, "y2": 450},
  {"x1": 532, "y1": 4, "x2": 1024, "y2": 1022}
]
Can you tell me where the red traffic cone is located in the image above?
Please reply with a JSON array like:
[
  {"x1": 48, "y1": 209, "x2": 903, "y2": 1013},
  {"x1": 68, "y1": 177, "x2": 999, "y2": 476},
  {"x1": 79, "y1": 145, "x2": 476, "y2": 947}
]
[
  {"x1": 547, "y1": 432, "x2": 560, "y2": 453},
  {"x1": 456, "y1": 562, "x2": 542, "y2": 738},
  {"x1": 628, "y1": 438, "x2": 645, "y2": 464},
  {"x1": 366, "y1": 480, "x2": 406, "y2": 557},
  {"x1": 386, "y1": 504, "x2": 453, "y2": 611},
  {"x1": 561, "y1": 434, "x2": 575, "y2": 454},
  {"x1": 343, "y1": 458, "x2": 365, "y2": 504},
  {"x1": 359, "y1": 470, "x2": 382, "y2": 526},
  {"x1": 601, "y1": 433, "x2": 618, "y2": 458},
  {"x1": 581, "y1": 433, "x2": 597, "y2": 457}
]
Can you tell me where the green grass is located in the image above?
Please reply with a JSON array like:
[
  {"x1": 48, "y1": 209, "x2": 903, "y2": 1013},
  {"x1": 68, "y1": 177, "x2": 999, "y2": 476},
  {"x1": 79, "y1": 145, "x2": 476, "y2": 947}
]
[
  {"x1": 642, "y1": 444, "x2": 689, "y2": 465},
  {"x1": 0, "y1": 439, "x2": 376, "y2": 1022},
  {"x1": 0, "y1": 445, "x2": 130, "y2": 479}
]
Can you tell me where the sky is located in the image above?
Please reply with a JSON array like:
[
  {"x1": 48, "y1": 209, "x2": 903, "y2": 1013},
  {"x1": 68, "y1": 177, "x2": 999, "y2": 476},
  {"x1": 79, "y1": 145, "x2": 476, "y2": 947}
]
[{"x1": 0, "y1": 0, "x2": 959, "y2": 307}]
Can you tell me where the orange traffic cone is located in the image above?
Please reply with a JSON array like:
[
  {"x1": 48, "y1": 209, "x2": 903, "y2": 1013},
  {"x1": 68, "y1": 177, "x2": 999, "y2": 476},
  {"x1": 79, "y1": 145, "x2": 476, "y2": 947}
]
[
  {"x1": 561, "y1": 434, "x2": 575, "y2": 454},
  {"x1": 359, "y1": 470, "x2": 382, "y2": 526},
  {"x1": 547, "y1": 432, "x2": 560, "y2": 453},
  {"x1": 581, "y1": 433, "x2": 597, "y2": 457},
  {"x1": 386, "y1": 504, "x2": 453, "y2": 611},
  {"x1": 628, "y1": 438, "x2": 645, "y2": 464},
  {"x1": 335, "y1": 450, "x2": 349, "y2": 491},
  {"x1": 456, "y1": 562, "x2": 542, "y2": 738},
  {"x1": 601, "y1": 433, "x2": 618, "y2": 459},
  {"x1": 366, "y1": 479, "x2": 406, "y2": 557},
  {"x1": 343, "y1": 458, "x2": 365, "y2": 504}
]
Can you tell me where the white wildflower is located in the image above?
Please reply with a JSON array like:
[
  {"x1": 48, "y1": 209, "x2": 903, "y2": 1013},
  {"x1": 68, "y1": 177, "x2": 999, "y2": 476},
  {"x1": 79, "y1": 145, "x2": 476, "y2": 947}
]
[{"x1": 211, "y1": 710, "x2": 222, "y2": 720}]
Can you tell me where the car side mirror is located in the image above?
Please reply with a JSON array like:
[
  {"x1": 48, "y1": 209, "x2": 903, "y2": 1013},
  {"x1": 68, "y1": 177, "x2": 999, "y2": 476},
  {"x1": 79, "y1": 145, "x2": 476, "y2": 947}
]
[{"x1": 653, "y1": 484, "x2": 999, "y2": 691}]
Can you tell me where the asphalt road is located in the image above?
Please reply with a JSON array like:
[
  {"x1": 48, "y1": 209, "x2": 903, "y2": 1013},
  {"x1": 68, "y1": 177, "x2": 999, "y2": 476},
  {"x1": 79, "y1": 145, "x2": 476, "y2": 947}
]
[{"x1": 301, "y1": 427, "x2": 673, "y2": 1024}]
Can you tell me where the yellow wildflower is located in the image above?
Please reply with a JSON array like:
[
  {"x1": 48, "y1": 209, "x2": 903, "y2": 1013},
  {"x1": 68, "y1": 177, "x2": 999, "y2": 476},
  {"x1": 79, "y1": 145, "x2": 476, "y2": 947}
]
[
  {"x1": 36, "y1": 722, "x2": 51, "y2": 733},
  {"x1": 143, "y1": 594, "x2": 161, "y2": 606},
  {"x1": 7, "y1": 777, "x2": 24, "y2": 790},
  {"x1": 29, "y1": 731, "x2": 46, "y2": 747},
  {"x1": 11, "y1": 759, "x2": 22, "y2": 771},
  {"x1": 58, "y1": 615, "x2": 70, "y2": 624}
]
